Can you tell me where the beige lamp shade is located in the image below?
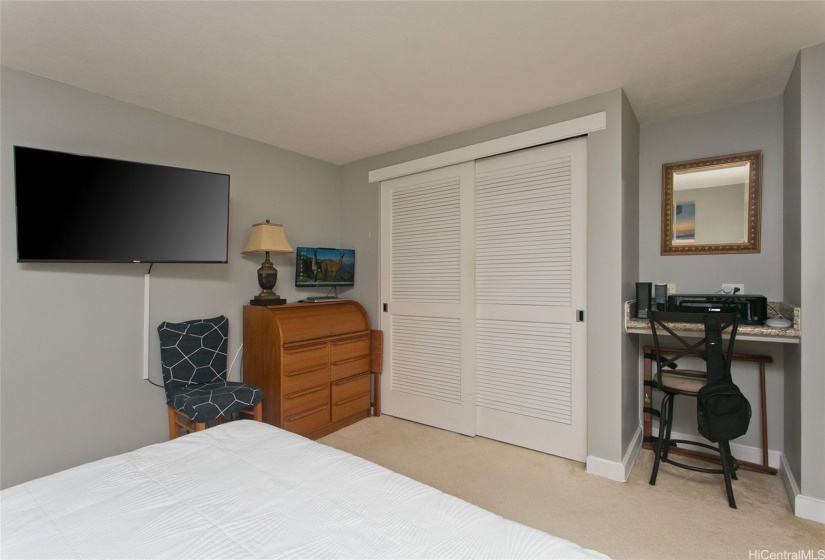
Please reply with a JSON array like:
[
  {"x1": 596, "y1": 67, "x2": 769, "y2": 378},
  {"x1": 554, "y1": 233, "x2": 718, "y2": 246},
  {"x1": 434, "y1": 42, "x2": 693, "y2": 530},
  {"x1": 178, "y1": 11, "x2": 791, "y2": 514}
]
[{"x1": 242, "y1": 220, "x2": 293, "y2": 254}]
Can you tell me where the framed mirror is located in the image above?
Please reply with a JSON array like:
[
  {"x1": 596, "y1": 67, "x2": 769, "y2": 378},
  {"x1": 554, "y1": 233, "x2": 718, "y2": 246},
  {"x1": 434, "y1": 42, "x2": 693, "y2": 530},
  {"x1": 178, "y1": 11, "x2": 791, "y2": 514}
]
[{"x1": 661, "y1": 151, "x2": 762, "y2": 255}]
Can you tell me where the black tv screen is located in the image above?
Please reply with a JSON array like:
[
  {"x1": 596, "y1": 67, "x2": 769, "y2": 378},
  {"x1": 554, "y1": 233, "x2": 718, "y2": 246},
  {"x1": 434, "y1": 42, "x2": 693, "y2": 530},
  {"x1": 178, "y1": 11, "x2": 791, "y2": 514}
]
[
  {"x1": 295, "y1": 247, "x2": 355, "y2": 287},
  {"x1": 14, "y1": 146, "x2": 229, "y2": 263}
]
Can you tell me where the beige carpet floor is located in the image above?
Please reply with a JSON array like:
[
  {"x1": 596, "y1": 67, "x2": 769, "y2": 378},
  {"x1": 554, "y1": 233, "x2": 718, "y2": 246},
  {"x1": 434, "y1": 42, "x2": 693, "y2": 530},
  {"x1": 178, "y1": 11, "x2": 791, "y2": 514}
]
[{"x1": 319, "y1": 415, "x2": 824, "y2": 560}]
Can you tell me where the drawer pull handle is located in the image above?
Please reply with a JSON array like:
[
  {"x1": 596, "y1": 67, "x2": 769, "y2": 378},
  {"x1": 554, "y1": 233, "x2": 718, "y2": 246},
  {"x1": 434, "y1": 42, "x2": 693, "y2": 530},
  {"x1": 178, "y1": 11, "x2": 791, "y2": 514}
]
[
  {"x1": 284, "y1": 363, "x2": 327, "y2": 377},
  {"x1": 331, "y1": 355, "x2": 368, "y2": 367},
  {"x1": 334, "y1": 392, "x2": 370, "y2": 407},
  {"x1": 285, "y1": 385, "x2": 326, "y2": 399},
  {"x1": 332, "y1": 336, "x2": 368, "y2": 346},
  {"x1": 284, "y1": 344, "x2": 327, "y2": 355},
  {"x1": 332, "y1": 373, "x2": 370, "y2": 386},
  {"x1": 285, "y1": 404, "x2": 327, "y2": 422}
]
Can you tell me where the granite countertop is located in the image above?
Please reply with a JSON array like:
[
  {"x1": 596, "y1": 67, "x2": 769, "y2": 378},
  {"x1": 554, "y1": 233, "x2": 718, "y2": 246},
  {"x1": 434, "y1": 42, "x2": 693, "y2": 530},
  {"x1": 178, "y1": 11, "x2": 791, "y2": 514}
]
[{"x1": 624, "y1": 300, "x2": 801, "y2": 340}]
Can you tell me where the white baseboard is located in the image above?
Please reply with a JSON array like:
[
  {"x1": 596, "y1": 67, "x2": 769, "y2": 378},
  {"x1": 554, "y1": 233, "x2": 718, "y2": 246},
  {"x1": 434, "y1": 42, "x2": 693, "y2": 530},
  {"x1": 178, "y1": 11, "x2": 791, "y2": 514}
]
[
  {"x1": 780, "y1": 452, "x2": 801, "y2": 505},
  {"x1": 586, "y1": 426, "x2": 642, "y2": 482},
  {"x1": 586, "y1": 454, "x2": 625, "y2": 482},
  {"x1": 795, "y1": 494, "x2": 825, "y2": 524},
  {"x1": 780, "y1": 454, "x2": 825, "y2": 524}
]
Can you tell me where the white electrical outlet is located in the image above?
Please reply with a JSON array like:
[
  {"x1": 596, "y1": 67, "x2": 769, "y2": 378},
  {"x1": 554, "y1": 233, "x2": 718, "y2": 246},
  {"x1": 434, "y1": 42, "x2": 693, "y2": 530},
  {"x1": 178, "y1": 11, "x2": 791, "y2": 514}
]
[{"x1": 722, "y1": 283, "x2": 744, "y2": 295}]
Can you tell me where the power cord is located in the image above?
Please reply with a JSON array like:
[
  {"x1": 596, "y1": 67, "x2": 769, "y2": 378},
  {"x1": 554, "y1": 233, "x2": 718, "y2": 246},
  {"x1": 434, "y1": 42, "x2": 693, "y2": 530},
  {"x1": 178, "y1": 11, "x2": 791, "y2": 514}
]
[
  {"x1": 767, "y1": 302, "x2": 788, "y2": 320},
  {"x1": 715, "y1": 287, "x2": 741, "y2": 295},
  {"x1": 229, "y1": 344, "x2": 243, "y2": 380}
]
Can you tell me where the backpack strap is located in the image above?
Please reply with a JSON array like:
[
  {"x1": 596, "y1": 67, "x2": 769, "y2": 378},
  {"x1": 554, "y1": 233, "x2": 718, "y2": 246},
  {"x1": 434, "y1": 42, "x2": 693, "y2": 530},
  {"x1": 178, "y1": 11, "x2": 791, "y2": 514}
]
[{"x1": 703, "y1": 314, "x2": 728, "y2": 385}]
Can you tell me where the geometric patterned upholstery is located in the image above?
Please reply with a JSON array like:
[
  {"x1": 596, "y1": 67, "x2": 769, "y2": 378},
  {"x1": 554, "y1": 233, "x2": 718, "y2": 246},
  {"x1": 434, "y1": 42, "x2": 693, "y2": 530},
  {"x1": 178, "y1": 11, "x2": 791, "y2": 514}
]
[
  {"x1": 157, "y1": 315, "x2": 228, "y2": 394},
  {"x1": 157, "y1": 316, "x2": 263, "y2": 424},
  {"x1": 167, "y1": 381, "x2": 263, "y2": 424}
]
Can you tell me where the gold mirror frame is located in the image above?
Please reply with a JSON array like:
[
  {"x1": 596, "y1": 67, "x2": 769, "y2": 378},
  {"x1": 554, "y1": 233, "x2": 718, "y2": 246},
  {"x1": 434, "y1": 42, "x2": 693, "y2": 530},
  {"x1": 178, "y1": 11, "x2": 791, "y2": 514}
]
[{"x1": 661, "y1": 151, "x2": 762, "y2": 255}]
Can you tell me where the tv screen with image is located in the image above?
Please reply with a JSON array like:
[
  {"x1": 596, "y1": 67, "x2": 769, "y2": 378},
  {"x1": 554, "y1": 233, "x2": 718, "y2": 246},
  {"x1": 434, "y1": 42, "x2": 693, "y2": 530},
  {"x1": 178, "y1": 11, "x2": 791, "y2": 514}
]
[
  {"x1": 14, "y1": 146, "x2": 230, "y2": 263},
  {"x1": 295, "y1": 247, "x2": 355, "y2": 287}
]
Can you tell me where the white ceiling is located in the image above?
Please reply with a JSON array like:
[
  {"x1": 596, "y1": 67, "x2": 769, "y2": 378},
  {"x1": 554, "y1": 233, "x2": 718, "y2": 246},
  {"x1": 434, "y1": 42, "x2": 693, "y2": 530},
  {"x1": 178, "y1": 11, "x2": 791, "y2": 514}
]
[{"x1": 2, "y1": 1, "x2": 823, "y2": 165}]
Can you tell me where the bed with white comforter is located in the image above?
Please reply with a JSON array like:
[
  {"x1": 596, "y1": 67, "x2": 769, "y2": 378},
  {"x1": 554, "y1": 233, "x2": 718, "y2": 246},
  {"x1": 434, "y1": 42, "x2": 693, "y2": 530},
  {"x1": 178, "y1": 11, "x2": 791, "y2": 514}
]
[{"x1": 1, "y1": 420, "x2": 606, "y2": 559}]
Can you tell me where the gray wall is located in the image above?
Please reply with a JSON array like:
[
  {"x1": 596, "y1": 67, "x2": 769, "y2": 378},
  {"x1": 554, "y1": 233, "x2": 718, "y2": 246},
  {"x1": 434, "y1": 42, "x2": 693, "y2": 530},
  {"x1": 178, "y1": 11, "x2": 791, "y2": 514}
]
[
  {"x1": 639, "y1": 96, "x2": 785, "y2": 297},
  {"x1": 638, "y1": 97, "x2": 787, "y2": 452},
  {"x1": 796, "y1": 43, "x2": 825, "y2": 503},
  {"x1": 341, "y1": 88, "x2": 641, "y2": 469},
  {"x1": 620, "y1": 91, "x2": 641, "y2": 457},
  {"x1": 783, "y1": 51, "x2": 803, "y2": 496},
  {"x1": 0, "y1": 68, "x2": 342, "y2": 489},
  {"x1": 783, "y1": 43, "x2": 825, "y2": 504}
]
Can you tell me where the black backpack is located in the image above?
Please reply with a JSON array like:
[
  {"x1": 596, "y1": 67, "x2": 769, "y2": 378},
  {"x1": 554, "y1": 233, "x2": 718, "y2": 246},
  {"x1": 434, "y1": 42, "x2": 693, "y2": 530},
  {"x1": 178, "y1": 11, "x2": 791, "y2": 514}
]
[{"x1": 696, "y1": 315, "x2": 751, "y2": 442}]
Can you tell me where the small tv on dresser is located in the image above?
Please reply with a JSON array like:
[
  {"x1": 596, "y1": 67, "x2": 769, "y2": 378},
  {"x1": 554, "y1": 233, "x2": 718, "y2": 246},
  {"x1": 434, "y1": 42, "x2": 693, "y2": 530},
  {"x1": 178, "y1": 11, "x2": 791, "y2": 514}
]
[{"x1": 295, "y1": 247, "x2": 355, "y2": 288}]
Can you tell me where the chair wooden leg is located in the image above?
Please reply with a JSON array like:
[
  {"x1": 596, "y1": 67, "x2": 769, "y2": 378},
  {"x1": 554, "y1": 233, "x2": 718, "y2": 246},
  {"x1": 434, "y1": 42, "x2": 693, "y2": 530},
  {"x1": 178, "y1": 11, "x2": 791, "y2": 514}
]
[
  {"x1": 373, "y1": 372, "x2": 381, "y2": 416},
  {"x1": 239, "y1": 401, "x2": 263, "y2": 422},
  {"x1": 172, "y1": 402, "x2": 261, "y2": 440},
  {"x1": 168, "y1": 407, "x2": 179, "y2": 440}
]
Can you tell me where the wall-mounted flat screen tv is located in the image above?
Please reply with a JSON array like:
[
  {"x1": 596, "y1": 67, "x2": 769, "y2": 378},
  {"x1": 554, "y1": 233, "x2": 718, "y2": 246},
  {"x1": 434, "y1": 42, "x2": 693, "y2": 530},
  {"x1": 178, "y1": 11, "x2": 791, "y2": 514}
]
[
  {"x1": 14, "y1": 146, "x2": 230, "y2": 263},
  {"x1": 295, "y1": 247, "x2": 355, "y2": 287}
]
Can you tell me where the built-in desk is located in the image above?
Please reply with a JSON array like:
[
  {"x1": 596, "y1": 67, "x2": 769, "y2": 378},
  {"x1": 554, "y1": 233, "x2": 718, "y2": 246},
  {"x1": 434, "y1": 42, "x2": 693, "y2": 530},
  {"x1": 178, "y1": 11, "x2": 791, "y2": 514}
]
[
  {"x1": 625, "y1": 300, "x2": 801, "y2": 343},
  {"x1": 625, "y1": 300, "x2": 801, "y2": 475}
]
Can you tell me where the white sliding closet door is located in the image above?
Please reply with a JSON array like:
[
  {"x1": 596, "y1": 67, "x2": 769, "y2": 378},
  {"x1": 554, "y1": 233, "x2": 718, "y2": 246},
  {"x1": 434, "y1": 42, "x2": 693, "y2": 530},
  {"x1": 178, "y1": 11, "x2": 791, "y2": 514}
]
[
  {"x1": 380, "y1": 163, "x2": 477, "y2": 436},
  {"x1": 380, "y1": 138, "x2": 587, "y2": 461},
  {"x1": 474, "y1": 139, "x2": 587, "y2": 462}
]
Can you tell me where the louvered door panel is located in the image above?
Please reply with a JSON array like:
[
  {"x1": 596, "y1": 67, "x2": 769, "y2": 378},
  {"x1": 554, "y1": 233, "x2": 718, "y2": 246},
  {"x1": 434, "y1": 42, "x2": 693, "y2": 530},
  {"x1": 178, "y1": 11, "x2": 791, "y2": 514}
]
[
  {"x1": 476, "y1": 319, "x2": 572, "y2": 423},
  {"x1": 476, "y1": 157, "x2": 573, "y2": 306},
  {"x1": 390, "y1": 316, "x2": 461, "y2": 403},
  {"x1": 391, "y1": 175, "x2": 461, "y2": 303},
  {"x1": 380, "y1": 162, "x2": 476, "y2": 436}
]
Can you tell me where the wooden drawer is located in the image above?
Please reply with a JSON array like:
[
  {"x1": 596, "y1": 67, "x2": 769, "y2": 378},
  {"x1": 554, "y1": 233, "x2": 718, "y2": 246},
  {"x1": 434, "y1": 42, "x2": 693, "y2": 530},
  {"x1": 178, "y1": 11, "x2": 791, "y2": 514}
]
[
  {"x1": 330, "y1": 356, "x2": 370, "y2": 382},
  {"x1": 282, "y1": 362, "x2": 328, "y2": 393},
  {"x1": 330, "y1": 335, "x2": 369, "y2": 362},
  {"x1": 283, "y1": 384, "x2": 329, "y2": 418},
  {"x1": 331, "y1": 373, "x2": 371, "y2": 423},
  {"x1": 282, "y1": 402, "x2": 330, "y2": 435},
  {"x1": 282, "y1": 343, "x2": 328, "y2": 374},
  {"x1": 330, "y1": 335, "x2": 370, "y2": 381}
]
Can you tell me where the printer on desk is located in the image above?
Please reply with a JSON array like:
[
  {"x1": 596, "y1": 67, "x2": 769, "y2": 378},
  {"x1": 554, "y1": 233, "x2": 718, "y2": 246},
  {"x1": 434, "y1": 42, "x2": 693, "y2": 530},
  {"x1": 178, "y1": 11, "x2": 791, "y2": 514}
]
[{"x1": 667, "y1": 294, "x2": 768, "y2": 325}]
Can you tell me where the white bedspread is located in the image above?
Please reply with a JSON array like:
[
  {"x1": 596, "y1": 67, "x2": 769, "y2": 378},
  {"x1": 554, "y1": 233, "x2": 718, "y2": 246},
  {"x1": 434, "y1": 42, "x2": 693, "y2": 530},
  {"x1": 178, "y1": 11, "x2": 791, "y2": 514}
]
[{"x1": 1, "y1": 420, "x2": 606, "y2": 559}]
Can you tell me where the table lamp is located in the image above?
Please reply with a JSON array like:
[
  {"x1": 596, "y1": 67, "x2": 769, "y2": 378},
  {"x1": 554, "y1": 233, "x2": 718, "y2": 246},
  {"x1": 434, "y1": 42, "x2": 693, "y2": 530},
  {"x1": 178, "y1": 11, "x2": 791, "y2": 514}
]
[{"x1": 242, "y1": 220, "x2": 293, "y2": 305}]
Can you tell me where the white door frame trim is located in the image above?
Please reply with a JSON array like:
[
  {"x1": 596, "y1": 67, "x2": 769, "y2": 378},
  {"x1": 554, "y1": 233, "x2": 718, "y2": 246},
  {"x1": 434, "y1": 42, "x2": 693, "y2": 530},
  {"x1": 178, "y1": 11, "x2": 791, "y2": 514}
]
[{"x1": 368, "y1": 112, "x2": 606, "y2": 183}]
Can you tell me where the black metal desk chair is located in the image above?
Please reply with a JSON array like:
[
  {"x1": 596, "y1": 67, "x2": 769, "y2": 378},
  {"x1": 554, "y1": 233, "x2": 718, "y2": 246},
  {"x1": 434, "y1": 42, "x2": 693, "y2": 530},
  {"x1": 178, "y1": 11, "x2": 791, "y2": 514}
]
[
  {"x1": 647, "y1": 310, "x2": 743, "y2": 508},
  {"x1": 158, "y1": 315, "x2": 263, "y2": 439}
]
